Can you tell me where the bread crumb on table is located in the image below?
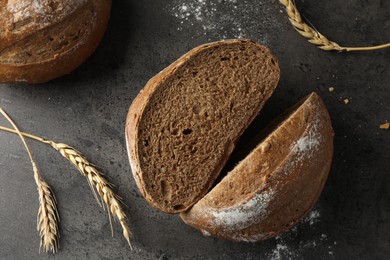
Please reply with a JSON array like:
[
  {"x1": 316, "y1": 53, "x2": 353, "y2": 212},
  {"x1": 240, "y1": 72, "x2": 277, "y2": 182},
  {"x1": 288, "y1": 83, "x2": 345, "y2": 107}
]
[
  {"x1": 343, "y1": 98, "x2": 349, "y2": 104},
  {"x1": 328, "y1": 87, "x2": 334, "y2": 92},
  {"x1": 380, "y1": 122, "x2": 389, "y2": 129}
]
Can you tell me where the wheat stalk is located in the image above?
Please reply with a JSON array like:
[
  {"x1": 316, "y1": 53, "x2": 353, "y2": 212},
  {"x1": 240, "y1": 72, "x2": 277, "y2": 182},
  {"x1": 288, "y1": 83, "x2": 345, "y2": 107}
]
[
  {"x1": 0, "y1": 125, "x2": 132, "y2": 249},
  {"x1": 0, "y1": 109, "x2": 59, "y2": 253},
  {"x1": 279, "y1": 0, "x2": 390, "y2": 51}
]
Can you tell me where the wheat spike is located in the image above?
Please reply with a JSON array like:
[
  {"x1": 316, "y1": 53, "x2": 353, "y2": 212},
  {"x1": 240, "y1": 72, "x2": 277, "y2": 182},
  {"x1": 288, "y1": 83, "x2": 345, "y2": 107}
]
[
  {"x1": 35, "y1": 165, "x2": 60, "y2": 253},
  {"x1": 0, "y1": 125, "x2": 132, "y2": 249},
  {"x1": 0, "y1": 109, "x2": 59, "y2": 253},
  {"x1": 279, "y1": 0, "x2": 390, "y2": 51},
  {"x1": 50, "y1": 142, "x2": 133, "y2": 249}
]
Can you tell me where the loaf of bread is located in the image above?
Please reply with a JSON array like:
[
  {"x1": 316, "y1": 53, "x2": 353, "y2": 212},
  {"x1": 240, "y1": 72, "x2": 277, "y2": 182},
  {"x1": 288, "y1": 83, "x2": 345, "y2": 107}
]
[
  {"x1": 126, "y1": 39, "x2": 280, "y2": 213},
  {"x1": 126, "y1": 39, "x2": 334, "y2": 242},
  {"x1": 0, "y1": 0, "x2": 112, "y2": 83},
  {"x1": 180, "y1": 92, "x2": 334, "y2": 241}
]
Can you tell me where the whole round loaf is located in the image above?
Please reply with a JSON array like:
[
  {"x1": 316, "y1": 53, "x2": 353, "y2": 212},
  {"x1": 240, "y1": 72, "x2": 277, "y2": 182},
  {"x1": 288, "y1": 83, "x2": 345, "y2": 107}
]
[{"x1": 0, "y1": 0, "x2": 112, "y2": 84}]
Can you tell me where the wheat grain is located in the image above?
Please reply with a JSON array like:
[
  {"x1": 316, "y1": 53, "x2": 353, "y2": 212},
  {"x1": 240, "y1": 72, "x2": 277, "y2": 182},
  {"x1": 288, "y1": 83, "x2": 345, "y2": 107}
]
[
  {"x1": 279, "y1": 0, "x2": 390, "y2": 51},
  {"x1": 0, "y1": 109, "x2": 59, "y2": 253},
  {"x1": 0, "y1": 125, "x2": 132, "y2": 249}
]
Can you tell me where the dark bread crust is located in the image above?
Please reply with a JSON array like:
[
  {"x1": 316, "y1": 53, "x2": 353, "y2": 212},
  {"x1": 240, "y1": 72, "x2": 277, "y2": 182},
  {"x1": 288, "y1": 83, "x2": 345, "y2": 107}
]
[
  {"x1": 126, "y1": 40, "x2": 280, "y2": 213},
  {"x1": 180, "y1": 93, "x2": 334, "y2": 241},
  {"x1": 0, "y1": 0, "x2": 112, "y2": 83}
]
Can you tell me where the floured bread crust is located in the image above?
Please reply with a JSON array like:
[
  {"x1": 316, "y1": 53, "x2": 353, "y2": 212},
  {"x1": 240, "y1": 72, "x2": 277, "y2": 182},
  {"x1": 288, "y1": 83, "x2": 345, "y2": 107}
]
[
  {"x1": 180, "y1": 92, "x2": 334, "y2": 241},
  {"x1": 0, "y1": 0, "x2": 112, "y2": 83}
]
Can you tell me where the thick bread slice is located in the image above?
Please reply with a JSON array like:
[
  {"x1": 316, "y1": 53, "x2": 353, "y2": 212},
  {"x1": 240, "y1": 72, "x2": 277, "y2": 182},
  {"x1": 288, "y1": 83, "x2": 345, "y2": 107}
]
[
  {"x1": 126, "y1": 39, "x2": 280, "y2": 213},
  {"x1": 0, "y1": 0, "x2": 112, "y2": 83},
  {"x1": 180, "y1": 92, "x2": 334, "y2": 241}
]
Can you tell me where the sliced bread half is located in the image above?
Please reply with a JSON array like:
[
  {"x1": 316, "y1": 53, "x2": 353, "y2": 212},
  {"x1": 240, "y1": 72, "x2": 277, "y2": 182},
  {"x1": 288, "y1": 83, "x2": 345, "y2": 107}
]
[
  {"x1": 180, "y1": 92, "x2": 334, "y2": 241},
  {"x1": 125, "y1": 39, "x2": 280, "y2": 213}
]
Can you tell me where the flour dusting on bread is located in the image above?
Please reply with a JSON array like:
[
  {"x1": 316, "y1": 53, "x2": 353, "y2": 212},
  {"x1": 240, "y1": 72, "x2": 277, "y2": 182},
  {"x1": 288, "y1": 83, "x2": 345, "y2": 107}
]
[
  {"x1": 283, "y1": 106, "x2": 323, "y2": 175},
  {"x1": 6, "y1": 0, "x2": 87, "y2": 28},
  {"x1": 291, "y1": 113, "x2": 322, "y2": 155},
  {"x1": 292, "y1": 133, "x2": 320, "y2": 154},
  {"x1": 209, "y1": 189, "x2": 275, "y2": 230}
]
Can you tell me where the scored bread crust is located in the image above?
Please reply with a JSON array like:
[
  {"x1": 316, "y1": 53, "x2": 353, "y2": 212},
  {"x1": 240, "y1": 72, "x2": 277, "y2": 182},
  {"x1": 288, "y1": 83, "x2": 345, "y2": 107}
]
[
  {"x1": 180, "y1": 92, "x2": 334, "y2": 241},
  {"x1": 126, "y1": 39, "x2": 280, "y2": 213},
  {"x1": 0, "y1": 0, "x2": 112, "y2": 83}
]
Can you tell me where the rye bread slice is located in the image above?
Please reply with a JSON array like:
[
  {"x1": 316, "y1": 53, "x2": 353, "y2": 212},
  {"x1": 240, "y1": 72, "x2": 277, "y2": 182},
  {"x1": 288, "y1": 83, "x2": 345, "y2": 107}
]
[
  {"x1": 126, "y1": 39, "x2": 280, "y2": 213},
  {"x1": 180, "y1": 92, "x2": 334, "y2": 241}
]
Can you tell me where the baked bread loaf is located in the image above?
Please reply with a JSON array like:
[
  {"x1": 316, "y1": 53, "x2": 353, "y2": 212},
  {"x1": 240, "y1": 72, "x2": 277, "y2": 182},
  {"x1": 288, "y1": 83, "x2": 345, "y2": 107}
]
[
  {"x1": 126, "y1": 39, "x2": 280, "y2": 213},
  {"x1": 126, "y1": 39, "x2": 334, "y2": 241},
  {"x1": 0, "y1": 0, "x2": 112, "y2": 83},
  {"x1": 180, "y1": 92, "x2": 334, "y2": 241}
]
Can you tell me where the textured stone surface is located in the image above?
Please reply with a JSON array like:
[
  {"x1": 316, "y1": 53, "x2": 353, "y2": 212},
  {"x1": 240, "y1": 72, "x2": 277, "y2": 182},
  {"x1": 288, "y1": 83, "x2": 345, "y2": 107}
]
[{"x1": 0, "y1": 0, "x2": 389, "y2": 259}]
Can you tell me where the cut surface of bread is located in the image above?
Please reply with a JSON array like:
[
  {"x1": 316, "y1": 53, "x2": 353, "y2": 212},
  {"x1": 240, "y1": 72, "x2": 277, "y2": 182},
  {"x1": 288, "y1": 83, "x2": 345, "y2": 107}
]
[
  {"x1": 126, "y1": 39, "x2": 280, "y2": 213},
  {"x1": 0, "y1": 0, "x2": 112, "y2": 83},
  {"x1": 180, "y1": 92, "x2": 334, "y2": 241}
]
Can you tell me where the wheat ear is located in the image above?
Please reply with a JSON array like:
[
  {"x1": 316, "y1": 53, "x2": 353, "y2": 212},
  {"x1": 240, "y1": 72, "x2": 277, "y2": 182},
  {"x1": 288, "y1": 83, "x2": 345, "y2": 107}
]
[
  {"x1": 280, "y1": 0, "x2": 390, "y2": 51},
  {"x1": 51, "y1": 143, "x2": 132, "y2": 249},
  {"x1": 0, "y1": 109, "x2": 59, "y2": 253},
  {"x1": 35, "y1": 166, "x2": 60, "y2": 253},
  {"x1": 0, "y1": 125, "x2": 132, "y2": 249}
]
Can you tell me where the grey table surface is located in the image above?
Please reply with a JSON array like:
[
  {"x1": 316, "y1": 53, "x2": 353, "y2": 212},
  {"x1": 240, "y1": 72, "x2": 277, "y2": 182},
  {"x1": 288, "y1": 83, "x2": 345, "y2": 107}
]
[{"x1": 0, "y1": 0, "x2": 389, "y2": 259}]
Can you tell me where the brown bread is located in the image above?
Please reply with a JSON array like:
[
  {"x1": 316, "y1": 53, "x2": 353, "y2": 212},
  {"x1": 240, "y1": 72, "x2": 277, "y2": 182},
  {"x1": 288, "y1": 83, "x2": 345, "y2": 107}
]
[
  {"x1": 0, "y1": 0, "x2": 112, "y2": 83},
  {"x1": 125, "y1": 39, "x2": 280, "y2": 213},
  {"x1": 180, "y1": 93, "x2": 334, "y2": 241}
]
